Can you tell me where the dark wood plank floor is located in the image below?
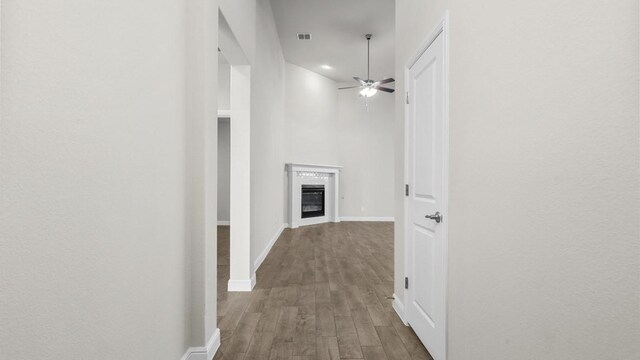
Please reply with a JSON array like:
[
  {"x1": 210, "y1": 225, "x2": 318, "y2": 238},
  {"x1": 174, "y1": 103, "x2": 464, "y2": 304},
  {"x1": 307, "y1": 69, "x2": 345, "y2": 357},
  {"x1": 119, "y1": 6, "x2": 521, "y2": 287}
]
[{"x1": 215, "y1": 222, "x2": 432, "y2": 360}]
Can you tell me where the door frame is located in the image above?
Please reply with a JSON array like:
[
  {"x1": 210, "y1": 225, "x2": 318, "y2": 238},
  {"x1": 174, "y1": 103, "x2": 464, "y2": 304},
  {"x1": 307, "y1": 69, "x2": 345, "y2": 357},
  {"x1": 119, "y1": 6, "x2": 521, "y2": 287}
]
[{"x1": 403, "y1": 11, "x2": 450, "y2": 359}]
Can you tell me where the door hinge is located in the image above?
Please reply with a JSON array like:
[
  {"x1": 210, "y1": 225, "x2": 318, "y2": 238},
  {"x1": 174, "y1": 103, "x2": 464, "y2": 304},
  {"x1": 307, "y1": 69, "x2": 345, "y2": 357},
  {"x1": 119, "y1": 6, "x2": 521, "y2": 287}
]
[
  {"x1": 405, "y1": 277, "x2": 409, "y2": 289},
  {"x1": 405, "y1": 184, "x2": 409, "y2": 196},
  {"x1": 406, "y1": 92, "x2": 410, "y2": 104}
]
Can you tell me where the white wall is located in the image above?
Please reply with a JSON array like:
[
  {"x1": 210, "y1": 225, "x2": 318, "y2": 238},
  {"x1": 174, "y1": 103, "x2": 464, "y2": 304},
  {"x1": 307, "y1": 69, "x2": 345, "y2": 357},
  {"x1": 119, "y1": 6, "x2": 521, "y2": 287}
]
[
  {"x1": 0, "y1": 0, "x2": 269, "y2": 356},
  {"x1": 218, "y1": 55, "x2": 231, "y2": 112},
  {"x1": 217, "y1": 119, "x2": 230, "y2": 222},
  {"x1": 285, "y1": 64, "x2": 395, "y2": 219},
  {"x1": 219, "y1": 0, "x2": 256, "y2": 63},
  {"x1": 186, "y1": 0, "x2": 219, "y2": 346},
  {"x1": 285, "y1": 62, "x2": 340, "y2": 165},
  {"x1": 217, "y1": 53, "x2": 230, "y2": 223},
  {"x1": 394, "y1": 1, "x2": 640, "y2": 359},
  {"x1": 229, "y1": 65, "x2": 252, "y2": 284},
  {"x1": 337, "y1": 88, "x2": 395, "y2": 219},
  {"x1": 0, "y1": 0, "x2": 199, "y2": 358},
  {"x1": 249, "y1": 0, "x2": 288, "y2": 273},
  {"x1": 218, "y1": 0, "x2": 289, "y2": 285}
]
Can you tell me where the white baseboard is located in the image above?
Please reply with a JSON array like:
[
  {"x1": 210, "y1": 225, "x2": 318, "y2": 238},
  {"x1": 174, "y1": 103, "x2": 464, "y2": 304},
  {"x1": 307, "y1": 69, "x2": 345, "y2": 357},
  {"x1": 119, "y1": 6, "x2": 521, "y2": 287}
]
[
  {"x1": 253, "y1": 223, "x2": 287, "y2": 271},
  {"x1": 227, "y1": 276, "x2": 255, "y2": 292},
  {"x1": 392, "y1": 294, "x2": 408, "y2": 326},
  {"x1": 180, "y1": 328, "x2": 220, "y2": 360},
  {"x1": 217, "y1": 221, "x2": 230, "y2": 226},
  {"x1": 340, "y1": 216, "x2": 395, "y2": 222},
  {"x1": 226, "y1": 223, "x2": 284, "y2": 293}
]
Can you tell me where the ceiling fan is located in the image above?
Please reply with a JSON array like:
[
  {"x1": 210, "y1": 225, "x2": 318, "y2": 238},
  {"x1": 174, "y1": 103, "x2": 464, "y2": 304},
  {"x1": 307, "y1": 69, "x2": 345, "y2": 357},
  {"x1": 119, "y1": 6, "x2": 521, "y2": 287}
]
[{"x1": 339, "y1": 34, "x2": 395, "y2": 97}]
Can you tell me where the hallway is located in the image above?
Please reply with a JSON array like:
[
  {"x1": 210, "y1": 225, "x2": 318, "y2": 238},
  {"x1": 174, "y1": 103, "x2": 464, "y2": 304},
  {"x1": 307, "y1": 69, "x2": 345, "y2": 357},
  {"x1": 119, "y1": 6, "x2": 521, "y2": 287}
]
[{"x1": 215, "y1": 222, "x2": 432, "y2": 360}]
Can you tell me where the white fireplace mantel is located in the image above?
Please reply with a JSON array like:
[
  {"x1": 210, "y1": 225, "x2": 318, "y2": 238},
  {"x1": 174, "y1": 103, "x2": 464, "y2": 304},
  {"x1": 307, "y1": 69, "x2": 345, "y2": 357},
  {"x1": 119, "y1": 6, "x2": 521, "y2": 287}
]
[
  {"x1": 285, "y1": 163, "x2": 343, "y2": 173},
  {"x1": 286, "y1": 163, "x2": 342, "y2": 228}
]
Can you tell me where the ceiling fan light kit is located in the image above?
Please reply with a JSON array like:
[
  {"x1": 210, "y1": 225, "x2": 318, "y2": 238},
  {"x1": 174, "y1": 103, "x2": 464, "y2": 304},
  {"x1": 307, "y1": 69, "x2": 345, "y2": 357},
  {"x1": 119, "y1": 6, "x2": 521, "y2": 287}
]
[
  {"x1": 339, "y1": 34, "x2": 395, "y2": 102},
  {"x1": 360, "y1": 87, "x2": 378, "y2": 97}
]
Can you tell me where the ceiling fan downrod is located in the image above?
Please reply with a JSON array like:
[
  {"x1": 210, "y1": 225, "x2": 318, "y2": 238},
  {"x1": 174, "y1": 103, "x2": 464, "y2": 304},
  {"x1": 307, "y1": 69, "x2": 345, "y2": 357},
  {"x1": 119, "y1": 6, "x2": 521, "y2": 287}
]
[{"x1": 366, "y1": 34, "x2": 371, "y2": 82}]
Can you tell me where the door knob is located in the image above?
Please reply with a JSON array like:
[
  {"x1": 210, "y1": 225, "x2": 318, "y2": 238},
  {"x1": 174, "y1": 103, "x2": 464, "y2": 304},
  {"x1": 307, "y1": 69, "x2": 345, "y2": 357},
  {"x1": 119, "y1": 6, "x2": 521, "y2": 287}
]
[{"x1": 425, "y1": 211, "x2": 442, "y2": 223}]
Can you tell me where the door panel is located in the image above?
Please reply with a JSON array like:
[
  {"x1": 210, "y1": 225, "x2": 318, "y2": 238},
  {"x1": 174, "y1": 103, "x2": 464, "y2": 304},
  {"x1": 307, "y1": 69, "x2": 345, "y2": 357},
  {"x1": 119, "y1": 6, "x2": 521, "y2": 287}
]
[
  {"x1": 406, "y1": 30, "x2": 446, "y2": 360},
  {"x1": 413, "y1": 59, "x2": 436, "y2": 200},
  {"x1": 413, "y1": 227, "x2": 436, "y2": 325}
]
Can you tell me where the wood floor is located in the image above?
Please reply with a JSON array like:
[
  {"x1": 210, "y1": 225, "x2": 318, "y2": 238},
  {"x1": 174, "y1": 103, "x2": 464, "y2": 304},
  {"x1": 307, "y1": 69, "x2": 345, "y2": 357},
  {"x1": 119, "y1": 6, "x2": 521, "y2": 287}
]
[{"x1": 215, "y1": 222, "x2": 432, "y2": 360}]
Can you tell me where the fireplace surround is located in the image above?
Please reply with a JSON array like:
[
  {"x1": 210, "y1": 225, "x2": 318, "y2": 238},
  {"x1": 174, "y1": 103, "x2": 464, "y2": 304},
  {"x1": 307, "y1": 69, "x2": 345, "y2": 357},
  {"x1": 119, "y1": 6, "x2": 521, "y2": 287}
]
[{"x1": 286, "y1": 163, "x2": 342, "y2": 228}]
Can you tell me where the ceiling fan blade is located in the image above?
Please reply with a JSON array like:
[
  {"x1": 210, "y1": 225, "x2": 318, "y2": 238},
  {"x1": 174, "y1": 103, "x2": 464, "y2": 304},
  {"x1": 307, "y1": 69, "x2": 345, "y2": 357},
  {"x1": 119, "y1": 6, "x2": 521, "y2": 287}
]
[
  {"x1": 374, "y1": 86, "x2": 395, "y2": 93},
  {"x1": 353, "y1": 77, "x2": 367, "y2": 85},
  {"x1": 338, "y1": 85, "x2": 362, "y2": 90},
  {"x1": 374, "y1": 77, "x2": 395, "y2": 85}
]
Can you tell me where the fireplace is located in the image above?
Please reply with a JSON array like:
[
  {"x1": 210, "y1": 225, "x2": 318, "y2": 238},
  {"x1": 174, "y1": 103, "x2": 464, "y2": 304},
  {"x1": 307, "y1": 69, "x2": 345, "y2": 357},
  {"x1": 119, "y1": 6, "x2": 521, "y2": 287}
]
[
  {"x1": 286, "y1": 163, "x2": 341, "y2": 228},
  {"x1": 301, "y1": 185, "x2": 325, "y2": 219}
]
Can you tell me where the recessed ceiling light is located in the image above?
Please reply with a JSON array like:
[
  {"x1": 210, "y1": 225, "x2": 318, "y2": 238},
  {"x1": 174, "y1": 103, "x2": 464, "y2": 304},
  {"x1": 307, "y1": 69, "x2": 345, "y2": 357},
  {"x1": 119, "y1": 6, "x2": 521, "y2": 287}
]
[{"x1": 321, "y1": 65, "x2": 333, "y2": 70}]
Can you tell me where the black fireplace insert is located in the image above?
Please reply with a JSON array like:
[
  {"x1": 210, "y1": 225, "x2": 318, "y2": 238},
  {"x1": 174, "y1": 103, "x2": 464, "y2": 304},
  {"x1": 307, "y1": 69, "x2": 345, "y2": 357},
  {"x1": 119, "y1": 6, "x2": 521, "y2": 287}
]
[{"x1": 301, "y1": 185, "x2": 325, "y2": 219}]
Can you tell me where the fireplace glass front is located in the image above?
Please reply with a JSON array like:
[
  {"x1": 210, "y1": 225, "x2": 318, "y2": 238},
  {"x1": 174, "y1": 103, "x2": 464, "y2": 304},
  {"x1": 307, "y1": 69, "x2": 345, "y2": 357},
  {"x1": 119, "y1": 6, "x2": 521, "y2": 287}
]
[{"x1": 301, "y1": 185, "x2": 325, "y2": 219}]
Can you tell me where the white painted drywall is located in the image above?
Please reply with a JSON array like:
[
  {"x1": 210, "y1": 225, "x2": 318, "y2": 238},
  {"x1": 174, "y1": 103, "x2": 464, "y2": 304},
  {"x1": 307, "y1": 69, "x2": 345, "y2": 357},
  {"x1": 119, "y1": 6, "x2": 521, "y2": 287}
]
[
  {"x1": 218, "y1": 119, "x2": 231, "y2": 222},
  {"x1": 285, "y1": 62, "x2": 340, "y2": 165},
  {"x1": 249, "y1": 0, "x2": 288, "y2": 274},
  {"x1": 394, "y1": 1, "x2": 640, "y2": 359},
  {"x1": 218, "y1": 54, "x2": 231, "y2": 112},
  {"x1": 230, "y1": 65, "x2": 252, "y2": 283},
  {"x1": 219, "y1": 0, "x2": 256, "y2": 63},
  {"x1": 186, "y1": 0, "x2": 219, "y2": 346},
  {"x1": 338, "y1": 88, "x2": 395, "y2": 219},
  {"x1": 217, "y1": 54, "x2": 230, "y2": 223},
  {"x1": 285, "y1": 64, "x2": 395, "y2": 219},
  {"x1": 0, "y1": 0, "x2": 199, "y2": 358},
  {"x1": 218, "y1": 0, "x2": 288, "y2": 285}
]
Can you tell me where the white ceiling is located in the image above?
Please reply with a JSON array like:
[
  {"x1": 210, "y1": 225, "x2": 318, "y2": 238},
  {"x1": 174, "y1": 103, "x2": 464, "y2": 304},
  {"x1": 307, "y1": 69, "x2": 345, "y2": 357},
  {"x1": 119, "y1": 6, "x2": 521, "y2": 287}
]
[{"x1": 270, "y1": 0, "x2": 395, "y2": 84}]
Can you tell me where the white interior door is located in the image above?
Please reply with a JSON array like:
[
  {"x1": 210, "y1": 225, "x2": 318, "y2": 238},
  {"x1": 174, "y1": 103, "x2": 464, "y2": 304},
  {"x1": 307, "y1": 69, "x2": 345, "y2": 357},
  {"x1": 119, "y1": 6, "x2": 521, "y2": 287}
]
[{"x1": 406, "y1": 29, "x2": 447, "y2": 360}]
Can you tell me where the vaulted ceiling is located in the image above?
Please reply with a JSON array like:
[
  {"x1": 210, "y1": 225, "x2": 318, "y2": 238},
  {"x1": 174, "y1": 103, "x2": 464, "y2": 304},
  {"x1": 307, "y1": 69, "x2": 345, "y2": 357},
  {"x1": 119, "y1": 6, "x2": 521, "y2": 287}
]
[{"x1": 270, "y1": 0, "x2": 395, "y2": 83}]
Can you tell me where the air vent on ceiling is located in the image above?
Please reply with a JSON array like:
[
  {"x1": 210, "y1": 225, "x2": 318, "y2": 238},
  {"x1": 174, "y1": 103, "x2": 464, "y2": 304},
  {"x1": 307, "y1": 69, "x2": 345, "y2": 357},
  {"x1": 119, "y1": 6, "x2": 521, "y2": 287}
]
[{"x1": 297, "y1": 33, "x2": 312, "y2": 40}]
